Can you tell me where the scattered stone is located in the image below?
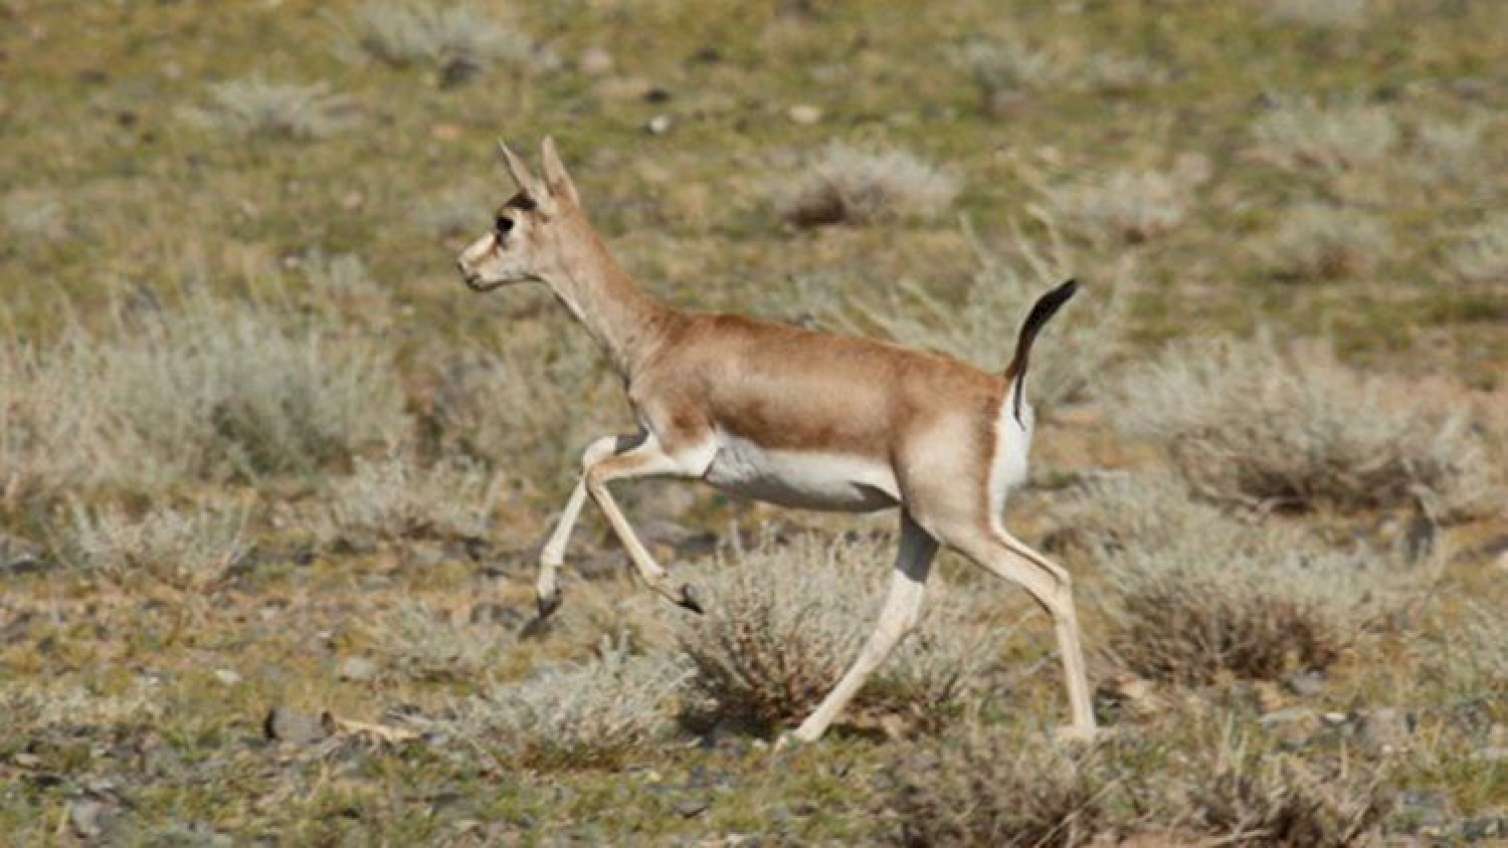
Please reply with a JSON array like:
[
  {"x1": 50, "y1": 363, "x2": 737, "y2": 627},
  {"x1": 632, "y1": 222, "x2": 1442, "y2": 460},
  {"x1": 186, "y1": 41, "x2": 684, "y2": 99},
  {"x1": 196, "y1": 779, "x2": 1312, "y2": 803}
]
[
  {"x1": 674, "y1": 798, "x2": 709, "y2": 818},
  {"x1": 1285, "y1": 670, "x2": 1326, "y2": 698},
  {"x1": 338, "y1": 656, "x2": 378, "y2": 683},
  {"x1": 1259, "y1": 706, "x2": 1321, "y2": 748},
  {"x1": 579, "y1": 47, "x2": 613, "y2": 76},
  {"x1": 68, "y1": 799, "x2": 116, "y2": 840},
  {"x1": 645, "y1": 114, "x2": 672, "y2": 135},
  {"x1": 0, "y1": 532, "x2": 50, "y2": 576},
  {"x1": 1356, "y1": 707, "x2": 1414, "y2": 752},
  {"x1": 212, "y1": 668, "x2": 243, "y2": 686},
  {"x1": 264, "y1": 707, "x2": 328, "y2": 745},
  {"x1": 643, "y1": 86, "x2": 672, "y2": 104},
  {"x1": 469, "y1": 601, "x2": 525, "y2": 628},
  {"x1": 788, "y1": 104, "x2": 822, "y2": 125},
  {"x1": 1461, "y1": 813, "x2": 1508, "y2": 840}
]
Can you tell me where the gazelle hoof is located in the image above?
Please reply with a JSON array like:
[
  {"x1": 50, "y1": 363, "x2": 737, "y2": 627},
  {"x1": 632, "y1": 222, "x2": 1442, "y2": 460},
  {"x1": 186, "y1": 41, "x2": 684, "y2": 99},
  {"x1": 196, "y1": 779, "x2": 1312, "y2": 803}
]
[
  {"x1": 676, "y1": 583, "x2": 704, "y2": 615},
  {"x1": 536, "y1": 589, "x2": 563, "y2": 620}
]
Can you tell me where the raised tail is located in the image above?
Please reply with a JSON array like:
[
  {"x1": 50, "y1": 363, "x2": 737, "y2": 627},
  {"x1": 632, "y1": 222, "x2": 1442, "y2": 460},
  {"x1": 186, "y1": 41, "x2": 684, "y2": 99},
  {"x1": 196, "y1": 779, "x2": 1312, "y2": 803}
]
[{"x1": 1003, "y1": 278, "x2": 1079, "y2": 426}]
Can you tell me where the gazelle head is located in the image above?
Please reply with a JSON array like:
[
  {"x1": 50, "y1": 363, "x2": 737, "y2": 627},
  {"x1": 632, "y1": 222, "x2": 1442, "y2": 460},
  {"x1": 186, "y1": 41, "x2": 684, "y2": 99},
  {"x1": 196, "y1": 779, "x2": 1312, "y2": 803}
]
[{"x1": 456, "y1": 136, "x2": 584, "y2": 292}]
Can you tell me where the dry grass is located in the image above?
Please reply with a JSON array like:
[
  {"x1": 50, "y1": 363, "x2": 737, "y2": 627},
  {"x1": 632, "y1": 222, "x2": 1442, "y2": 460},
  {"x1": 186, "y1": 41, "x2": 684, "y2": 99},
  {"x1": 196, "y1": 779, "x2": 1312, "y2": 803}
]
[
  {"x1": 1252, "y1": 98, "x2": 1397, "y2": 173},
  {"x1": 960, "y1": 38, "x2": 1060, "y2": 115},
  {"x1": 777, "y1": 143, "x2": 960, "y2": 227},
  {"x1": 181, "y1": 78, "x2": 358, "y2": 140},
  {"x1": 1259, "y1": 202, "x2": 1391, "y2": 280},
  {"x1": 345, "y1": 2, "x2": 538, "y2": 81},
  {"x1": 1448, "y1": 213, "x2": 1508, "y2": 284},
  {"x1": 1043, "y1": 157, "x2": 1210, "y2": 245},
  {"x1": 365, "y1": 600, "x2": 505, "y2": 683},
  {"x1": 1114, "y1": 333, "x2": 1498, "y2": 515},
  {"x1": 677, "y1": 531, "x2": 1005, "y2": 734},
  {"x1": 1266, "y1": 0, "x2": 1370, "y2": 30},
  {"x1": 320, "y1": 453, "x2": 503, "y2": 546},
  {"x1": 441, "y1": 635, "x2": 687, "y2": 768},
  {"x1": 885, "y1": 728, "x2": 1126, "y2": 847},
  {"x1": 1, "y1": 288, "x2": 408, "y2": 498},
  {"x1": 413, "y1": 185, "x2": 490, "y2": 239},
  {"x1": 54, "y1": 499, "x2": 250, "y2": 587},
  {"x1": 2, "y1": 188, "x2": 66, "y2": 243}
]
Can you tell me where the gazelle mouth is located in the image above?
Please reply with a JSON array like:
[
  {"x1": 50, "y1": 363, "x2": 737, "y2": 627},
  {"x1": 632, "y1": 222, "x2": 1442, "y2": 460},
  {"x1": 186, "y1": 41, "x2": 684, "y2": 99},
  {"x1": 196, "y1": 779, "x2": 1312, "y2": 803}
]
[{"x1": 462, "y1": 274, "x2": 506, "y2": 293}]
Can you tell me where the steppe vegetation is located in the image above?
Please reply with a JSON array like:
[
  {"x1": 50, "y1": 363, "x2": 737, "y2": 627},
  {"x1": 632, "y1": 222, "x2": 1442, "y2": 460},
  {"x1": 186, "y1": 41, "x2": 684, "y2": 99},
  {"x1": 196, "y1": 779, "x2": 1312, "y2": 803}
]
[{"x1": 1, "y1": 0, "x2": 1505, "y2": 843}]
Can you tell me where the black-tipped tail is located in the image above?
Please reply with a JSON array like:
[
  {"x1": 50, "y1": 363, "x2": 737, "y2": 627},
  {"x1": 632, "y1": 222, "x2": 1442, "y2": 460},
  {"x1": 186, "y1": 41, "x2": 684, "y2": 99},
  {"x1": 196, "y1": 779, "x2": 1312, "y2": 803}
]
[{"x1": 1004, "y1": 279, "x2": 1079, "y2": 425}]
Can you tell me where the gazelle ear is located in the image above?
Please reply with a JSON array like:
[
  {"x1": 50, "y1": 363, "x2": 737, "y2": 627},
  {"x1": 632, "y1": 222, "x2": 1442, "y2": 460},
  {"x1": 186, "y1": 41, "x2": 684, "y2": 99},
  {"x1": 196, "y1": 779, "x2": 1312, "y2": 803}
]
[
  {"x1": 497, "y1": 139, "x2": 544, "y2": 199},
  {"x1": 540, "y1": 136, "x2": 580, "y2": 206}
]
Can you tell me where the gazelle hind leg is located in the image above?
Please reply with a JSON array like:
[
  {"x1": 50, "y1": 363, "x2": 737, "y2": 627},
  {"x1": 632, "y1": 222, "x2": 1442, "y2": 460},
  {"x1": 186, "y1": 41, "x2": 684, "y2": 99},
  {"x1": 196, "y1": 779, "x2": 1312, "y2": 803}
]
[
  {"x1": 951, "y1": 525, "x2": 1096, "y2": 735},
  {"x1": 790, "y1": 512, "x2": 939, "y2": 744}
]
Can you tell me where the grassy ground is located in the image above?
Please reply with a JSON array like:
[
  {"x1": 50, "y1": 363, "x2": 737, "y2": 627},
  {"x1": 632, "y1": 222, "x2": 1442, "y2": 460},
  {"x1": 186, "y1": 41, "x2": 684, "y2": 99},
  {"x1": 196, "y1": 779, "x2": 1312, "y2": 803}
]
[{"x1": 2, "y1": 0, "x2": 1507, "y2": 843}]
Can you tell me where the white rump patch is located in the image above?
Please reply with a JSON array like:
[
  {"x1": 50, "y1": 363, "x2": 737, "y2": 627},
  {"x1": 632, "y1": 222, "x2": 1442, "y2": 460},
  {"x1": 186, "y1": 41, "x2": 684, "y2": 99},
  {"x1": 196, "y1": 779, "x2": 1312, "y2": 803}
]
[{"x1": 988, "y1": 382, "x2": 1034, "y2": 528}]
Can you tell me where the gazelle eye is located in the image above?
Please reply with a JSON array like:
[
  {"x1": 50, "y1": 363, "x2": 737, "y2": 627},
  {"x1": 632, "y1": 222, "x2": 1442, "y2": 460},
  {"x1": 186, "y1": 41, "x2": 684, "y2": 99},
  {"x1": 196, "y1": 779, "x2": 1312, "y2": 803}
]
[{"x1": 495, "y1": 216, "x2": 514, "y2": 234}]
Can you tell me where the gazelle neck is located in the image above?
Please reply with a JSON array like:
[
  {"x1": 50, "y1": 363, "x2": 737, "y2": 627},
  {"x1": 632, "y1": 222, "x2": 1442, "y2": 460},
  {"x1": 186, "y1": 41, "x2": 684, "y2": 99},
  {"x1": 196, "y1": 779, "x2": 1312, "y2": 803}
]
[{"x1": 540, "y1": 217, "x2": 672, "y2": 378}]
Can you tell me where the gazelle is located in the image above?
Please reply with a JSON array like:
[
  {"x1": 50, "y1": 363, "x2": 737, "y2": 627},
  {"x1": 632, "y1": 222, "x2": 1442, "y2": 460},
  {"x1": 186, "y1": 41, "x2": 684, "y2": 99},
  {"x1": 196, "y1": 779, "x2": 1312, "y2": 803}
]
[{"x1": 456, "y1": 138, "x2": 1095, "y2": 743}]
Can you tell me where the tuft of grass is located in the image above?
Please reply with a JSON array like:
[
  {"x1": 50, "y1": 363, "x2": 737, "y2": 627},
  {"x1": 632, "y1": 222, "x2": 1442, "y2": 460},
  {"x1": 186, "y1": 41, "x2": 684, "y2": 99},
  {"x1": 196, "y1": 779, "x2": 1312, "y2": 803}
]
[
  {"x1": 884, "y1": 727, "x2": 1124, "y2": 847},
  {"x1": 2, "y1": 288, "x2": 408, "y2": 496},
  {"x1": 182, "y1": 77, "x2": 358, "y2": 139},
  {"x1": 57, "y1": 499, "x2": 250, "y2": 587},
  {"x1": 320, "y1": 453, "x2": 503, "y2": 545},
  {"x1": 366, "y1": 600, "x2": 505, "y2": 682},
  {"x1": 441, "y1": 635, "x2": 688, "y2": 768},
  {"x1": 412, "y1": 185, "x2": 490, "y2": 239},
  {"x1": 776, "y1": 143, "x2": 960, "y2": 228},
  {"x1": 1252, "y1": 99, "x2": 1397, "y2": 173},
  {"x1": 1448, "y1": 213, "x2": 1508, "y2": 284},
  {"x1": 959, "y1": 38, "x2": 1059, "y2": 115},
  {"x1": 1267, "y1": 0, "x2": 1370, "y2": 30},
  {"x1": 838, "y1": 219, "x2": 1127, "y2": 412},
  {"x1": 2, "y1": 188, "x2": 66, "y2": 243},
  {"x1": 1414, "y1": 119, "x2": 1484, "y2": 183},
  {"x1": 1043, "y1": 159, "x2": 1209, "y2": 245},
  {"x1": 1259, "y1": 202, "x2": 1390, "y2": 280},
  {"x1": 676, "y1": 531, "x2": 1004, "y2": 734},
  {"x1": 1114, "y1": 333, "x2": 1498, "y2": 515},
  {"x1": 346, "y1": 2, "x2": 538, "y2": 80}
]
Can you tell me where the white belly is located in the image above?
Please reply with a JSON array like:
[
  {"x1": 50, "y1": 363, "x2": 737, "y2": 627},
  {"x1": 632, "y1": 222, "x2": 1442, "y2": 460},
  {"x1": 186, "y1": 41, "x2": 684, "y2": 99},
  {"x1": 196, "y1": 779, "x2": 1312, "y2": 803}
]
[{"x1": 702, "y1": 435, "x2": 900, "y2": 512}]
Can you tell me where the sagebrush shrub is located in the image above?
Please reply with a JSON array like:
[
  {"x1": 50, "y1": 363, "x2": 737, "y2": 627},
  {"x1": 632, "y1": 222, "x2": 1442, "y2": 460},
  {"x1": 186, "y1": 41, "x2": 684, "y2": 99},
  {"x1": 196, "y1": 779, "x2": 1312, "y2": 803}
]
[
  {"x1": 1260, "y1": 203, "x2": 1391, "y2": 280},
  {"x1": 321, "y1": 453, "x2": 503, "y2": 544},
  {"x1": 443, "y1": 635, "x2": 687, "y2": 767},
  {"x1": 183, "y1": 78, "x2": 357, "y2": 139},
  {"x1": 677, "y1": 532, "x2": 1003, "y2": 733},
  {"x1": 59, "y1": 500, "x2": 250, "y2": 586},
  {"x1": 1252, "y1": 99, "x2": 1397, "y2": 172},
  {"x1": 1043, "y1": 160, "x2": 1209, "y2": 245},
  {"x1": 1113, "y1": 333, "x2": 1497, "y2": 515},
  {"x1": 777, "y1": 143, "x2": 960, "y2": 227},
  {"x1": 1449, "y1": 213, "x2": 1508, "y2": 284},
  {"x1": 1066, "y1": 475, "x2": 1390, "y2": 683},
  {"x1": 348, "y1": 2, "x2": 535, "y2": 76},
  {"x1": 1, "y1": 288, "x2": 407, "y2": 495},
  {"x1": 366, "y1": 601, "x2": 504, "y2": 682}
]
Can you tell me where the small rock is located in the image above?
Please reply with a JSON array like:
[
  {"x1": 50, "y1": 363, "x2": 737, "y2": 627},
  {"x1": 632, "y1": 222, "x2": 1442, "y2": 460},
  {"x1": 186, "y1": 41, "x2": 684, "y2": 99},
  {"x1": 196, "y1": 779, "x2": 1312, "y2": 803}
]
[
  {"x1": 645, "y1": 114, "x2": 672, "y2": 135},
  {"x1": 674, "y1": 798, "x2": 709, "y2": 818},
  {"x1": 788, "y1": 104, "x2": 822, "y2": 125},
  {"x1": 213, "y1": 668, "x2": 242, "y2": 686},
  {"x1": 643, "y1": 86, "x2": 672, "y2": 104},
  {"x1": 578, "y1": 47, "x2": 613, "y2": 76},
  {"x1": 69, "y1": 799, "x2": 115, "y2": 840},
  {"x1": 1357, "y1": 707, "x2": 1414, "y2": 752},
  {"x1": 1285, "y1": 671, "x2": 1326, "y2": 698},
  {"x1": 264, "y1": 707, "x2": 328, "y2": 745},
  {"x1": 338, "y1": 657, "x2": 378, "y2": 683},
  {"x1": 0, "y1": 532, "x2": 50, "y2": 576},
  {"x1": 1259, "y1": 707, "x2": 1321, "y2": 748},
  {"x1": 1461, "y1": 813, "x2": 1508, "y2": 840}
]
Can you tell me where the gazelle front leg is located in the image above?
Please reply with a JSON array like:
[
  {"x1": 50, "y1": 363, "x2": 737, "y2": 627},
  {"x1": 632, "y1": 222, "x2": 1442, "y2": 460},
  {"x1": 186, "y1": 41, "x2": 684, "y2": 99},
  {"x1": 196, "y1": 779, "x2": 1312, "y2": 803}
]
[
  {"x1": 534, "y1": 435, "x2": 623, "y2": 618},
  {"x1": 583, "y1": 434, "x2": 710, "y2": 613}
]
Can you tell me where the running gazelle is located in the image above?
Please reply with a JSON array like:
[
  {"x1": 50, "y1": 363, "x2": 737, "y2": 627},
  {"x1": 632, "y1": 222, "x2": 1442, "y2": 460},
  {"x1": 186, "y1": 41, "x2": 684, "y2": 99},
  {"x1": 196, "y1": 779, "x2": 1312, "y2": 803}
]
[{"x1": 456, "y1": 138, "x2": 1095, "y2": 743}]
